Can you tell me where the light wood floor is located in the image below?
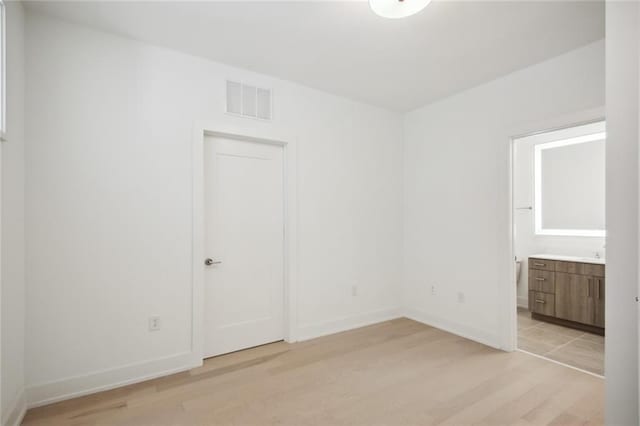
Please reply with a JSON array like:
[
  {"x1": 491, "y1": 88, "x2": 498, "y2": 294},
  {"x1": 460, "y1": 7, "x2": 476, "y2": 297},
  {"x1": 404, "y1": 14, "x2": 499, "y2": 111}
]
[
  {"x1": 23, "y1": 318, "x2": 604, "y2": 425},
  {"x1": 518, "y1": 308, "x2": 604, "y2": 376}
]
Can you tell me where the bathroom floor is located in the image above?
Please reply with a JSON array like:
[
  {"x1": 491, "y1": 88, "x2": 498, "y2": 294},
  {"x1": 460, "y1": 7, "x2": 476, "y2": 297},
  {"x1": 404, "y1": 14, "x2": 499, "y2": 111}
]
[{"x1": 517, "y1": 307, "x2": 604, "y2": 376}]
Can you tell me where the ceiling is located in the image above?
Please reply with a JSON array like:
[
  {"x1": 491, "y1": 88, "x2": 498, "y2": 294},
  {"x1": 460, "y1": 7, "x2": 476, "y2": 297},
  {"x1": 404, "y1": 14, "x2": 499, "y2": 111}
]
[{"x1": 24, "y1": 1, "x2": 605, "y2": 111}]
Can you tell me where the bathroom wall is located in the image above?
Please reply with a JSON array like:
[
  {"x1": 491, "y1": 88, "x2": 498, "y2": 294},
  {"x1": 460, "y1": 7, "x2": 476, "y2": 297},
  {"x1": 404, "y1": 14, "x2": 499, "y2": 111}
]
[{"x1": 513, "y1": 124, "x2": 606, "y2": 307}]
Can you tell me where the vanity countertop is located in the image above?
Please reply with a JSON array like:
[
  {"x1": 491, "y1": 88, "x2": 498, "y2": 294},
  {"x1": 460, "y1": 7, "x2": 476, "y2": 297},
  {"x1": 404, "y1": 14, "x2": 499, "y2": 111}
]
[{"x1": 529, "y1": 254, "x2": 605, "y2": 265}]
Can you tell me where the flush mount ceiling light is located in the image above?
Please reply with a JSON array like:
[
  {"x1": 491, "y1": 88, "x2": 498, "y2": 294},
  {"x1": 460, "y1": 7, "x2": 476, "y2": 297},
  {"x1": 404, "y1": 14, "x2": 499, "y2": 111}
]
[{"x1": 369, "y1": 0, "x2": 432, "y2": 19}]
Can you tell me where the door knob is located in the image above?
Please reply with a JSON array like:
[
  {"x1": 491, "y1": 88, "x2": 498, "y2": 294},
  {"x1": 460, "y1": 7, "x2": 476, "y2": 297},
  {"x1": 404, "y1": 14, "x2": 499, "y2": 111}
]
[{"x1": 204, "y1": 258, "x2": 222, "y2": 266}]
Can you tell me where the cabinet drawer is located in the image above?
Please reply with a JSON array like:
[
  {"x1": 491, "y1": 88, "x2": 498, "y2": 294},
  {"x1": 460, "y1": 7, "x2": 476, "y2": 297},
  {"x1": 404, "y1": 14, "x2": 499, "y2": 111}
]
[
  {"x1": 555, "y1": 261, "x2": 581, "y2": 274},
  {"x1": 529, "y1": 258, "x2": 556, "y2": 272},
  {"x1": 555, "y1": 261, "x2": 605, "y2": 277},
  {"x1": 528, "y1": 269, "x2": 555, "y2": 293},
  {"x1": 529, "y1": 291, "x2": 555, "y2": 316},
  {"x1": 582, "y1": 263, "x2": 605, "y2": 277}
]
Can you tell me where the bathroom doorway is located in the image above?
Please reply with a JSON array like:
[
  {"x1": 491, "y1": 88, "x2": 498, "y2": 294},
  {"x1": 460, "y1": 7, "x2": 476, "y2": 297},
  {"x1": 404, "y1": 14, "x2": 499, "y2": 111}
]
[{"x1": 512, "y1": 119, "x2": 606, "y2": 376}]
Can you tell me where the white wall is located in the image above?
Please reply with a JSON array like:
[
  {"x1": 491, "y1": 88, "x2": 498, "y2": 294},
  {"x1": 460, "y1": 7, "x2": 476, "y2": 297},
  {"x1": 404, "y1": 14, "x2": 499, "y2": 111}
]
[
  {"x1": 1, "y1": 1, "x2": 26, "y2": 425},
  {"x1": 24, "y1": 13, "x2": 403, "y2": 405},
  {"x1": 605, "y1": 2, "x2": 639, "y2": 424},
  {"x1": 514, "y1": 131, "x2": 605, "y2": 307},
  {"x1": 20, "y1": 6, "x2": 618, "y2": 414},
  {"x1": 403, "y1": 40, "x2": 604, "y2": 349}
]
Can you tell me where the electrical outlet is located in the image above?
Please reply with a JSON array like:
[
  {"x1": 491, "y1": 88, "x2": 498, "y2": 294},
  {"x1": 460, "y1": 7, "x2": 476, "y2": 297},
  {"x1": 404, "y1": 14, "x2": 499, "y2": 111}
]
[
  {"x1": 457, "y1": 292, "x2": 465, "y2": 303},
  {"x1": 431, "y1": 285, "x2": 436, "y2": 296},
  {"x1": 149, "y1": 316, "x2": 161, "y2": 332},
  {"x1": 352, "y1": 285, "x2": 358, "y2": 297}
]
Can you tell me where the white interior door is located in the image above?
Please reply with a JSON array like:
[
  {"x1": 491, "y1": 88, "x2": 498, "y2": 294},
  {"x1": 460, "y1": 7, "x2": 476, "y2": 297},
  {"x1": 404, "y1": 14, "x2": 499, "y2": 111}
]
[{"x1": 204, "y1": 136, "x2": 285, "y2": 358}]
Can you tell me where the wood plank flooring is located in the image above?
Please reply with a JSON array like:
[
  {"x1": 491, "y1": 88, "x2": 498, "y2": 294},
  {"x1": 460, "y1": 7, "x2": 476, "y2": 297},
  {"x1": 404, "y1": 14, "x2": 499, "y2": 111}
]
[
  {"x1": 518, "y1": 308, "x2": 604, "y2": 376},
  {"x1": 23, "y1": 318, "x2": 604, "y2": 425}
]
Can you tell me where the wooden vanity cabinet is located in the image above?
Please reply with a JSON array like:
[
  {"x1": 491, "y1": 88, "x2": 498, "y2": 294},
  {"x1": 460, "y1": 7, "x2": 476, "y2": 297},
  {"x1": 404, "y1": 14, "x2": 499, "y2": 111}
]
[
  {"x1": 528, "y1": 257, "x2": 605, "y2": 334},
  {"x1": 554, "y1": 272, "x2": 594, "y2": 325}
]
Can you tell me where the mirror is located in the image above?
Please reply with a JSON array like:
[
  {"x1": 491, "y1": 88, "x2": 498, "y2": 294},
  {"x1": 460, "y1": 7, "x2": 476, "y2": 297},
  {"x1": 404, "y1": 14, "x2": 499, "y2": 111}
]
[{"x1": 534, "y1": 123, "x2": 606, "y2": 237}]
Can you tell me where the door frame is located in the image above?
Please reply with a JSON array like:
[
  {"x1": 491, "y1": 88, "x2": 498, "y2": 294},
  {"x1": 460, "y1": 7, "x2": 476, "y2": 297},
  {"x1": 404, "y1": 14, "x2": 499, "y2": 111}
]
[
  {"x1": 504, "y1": 106, "x2": 605, "y2": 352},
  {"x1": 191, "y1": 122, "x2": 298, "y2": 362}
]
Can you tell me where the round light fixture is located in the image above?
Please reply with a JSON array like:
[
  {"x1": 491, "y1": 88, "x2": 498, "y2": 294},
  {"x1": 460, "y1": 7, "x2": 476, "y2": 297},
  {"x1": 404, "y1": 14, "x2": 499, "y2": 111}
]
[{"x1": 369, "y1": 0, "x2": 432, "y2": 19}]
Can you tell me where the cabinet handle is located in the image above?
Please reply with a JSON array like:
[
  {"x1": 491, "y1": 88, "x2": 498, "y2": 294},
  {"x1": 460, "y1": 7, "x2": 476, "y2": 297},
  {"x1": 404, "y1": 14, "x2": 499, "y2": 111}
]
[
  {"x1": 535, "y1": 299, "x2": 546, "y2": 304},
  {"x1": 533, "y1": 262, "x2": 546, "y2": 267},
  {"x1": 596, "y1": 279, "x2": 601, "y2": 300},
  {"x1": 588, "y1": 278, "x2": 592, "y2": 297},
  {"x1": 535, "y1": 277, "x2": 545, "y2": 281}
]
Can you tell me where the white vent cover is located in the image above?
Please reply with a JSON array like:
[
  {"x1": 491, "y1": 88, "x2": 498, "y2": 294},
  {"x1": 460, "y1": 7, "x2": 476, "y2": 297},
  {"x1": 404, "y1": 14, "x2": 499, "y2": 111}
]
[{"x1": 226, "y1": 80, "x2": 272, "y2": 120}]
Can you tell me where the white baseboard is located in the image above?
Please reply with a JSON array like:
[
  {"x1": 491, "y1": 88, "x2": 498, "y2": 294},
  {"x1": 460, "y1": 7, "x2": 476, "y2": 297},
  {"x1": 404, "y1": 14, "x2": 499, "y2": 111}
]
[
  {"x1": 25, "y1": 310, "x2": 401, "y2": 409},
  {"x1": 3, "y1": 389, "x2": 26, "y2": 426},
  {"x1": 296, "y1": 307, "x2": 402, "y2": 342},
  {"x1": 404, "y1": 307, "x2": 503, "y2": 350},
  {"x1": 517, "y1": 296, "x2": 528, "y2": 308},
  {"x1": 27, "y1": 307, "x2": 498, "y2": 410},
  {"x1": 27, "y1": 351, "x2": 202, "y2": 409}
]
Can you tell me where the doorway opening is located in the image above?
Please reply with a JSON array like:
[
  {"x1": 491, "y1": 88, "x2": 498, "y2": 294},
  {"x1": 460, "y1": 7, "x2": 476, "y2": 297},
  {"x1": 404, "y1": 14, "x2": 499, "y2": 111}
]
[{"x1": 511, "y1": 119, "x2": 606, "y2": 376}]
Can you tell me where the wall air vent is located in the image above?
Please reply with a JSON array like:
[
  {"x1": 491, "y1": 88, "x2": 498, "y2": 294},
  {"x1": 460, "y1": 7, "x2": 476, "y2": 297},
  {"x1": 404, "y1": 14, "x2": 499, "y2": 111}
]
[{"x1": 226, "y1": 80, "x2": 272, "y2": 121}]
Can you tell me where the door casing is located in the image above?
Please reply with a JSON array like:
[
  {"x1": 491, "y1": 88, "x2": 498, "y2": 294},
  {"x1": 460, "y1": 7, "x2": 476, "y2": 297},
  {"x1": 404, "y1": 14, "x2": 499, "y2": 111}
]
[
  {"x1": 192, "y1": 123, "x2": 298, "y2": 363},
  {"x1": 506, "y1": 107, "x2": 605, "y2": 353}
]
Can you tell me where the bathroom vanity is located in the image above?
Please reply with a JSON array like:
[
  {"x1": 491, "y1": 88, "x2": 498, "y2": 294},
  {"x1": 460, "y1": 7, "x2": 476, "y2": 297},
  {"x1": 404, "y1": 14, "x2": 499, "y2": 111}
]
[{"x1": 528, "y1": 254, "x2": 605, "y2": 335}]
